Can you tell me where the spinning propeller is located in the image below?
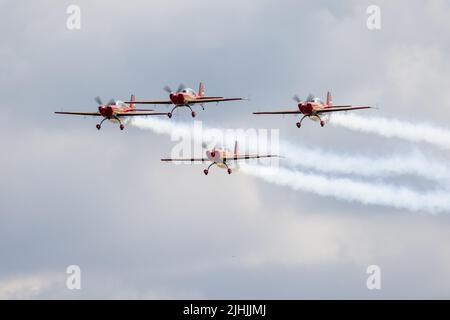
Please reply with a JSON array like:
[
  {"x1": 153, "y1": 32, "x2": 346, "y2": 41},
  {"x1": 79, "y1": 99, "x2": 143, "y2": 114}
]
[
  {"x1": 163, "y1": 83, "x2": 186, "y2": 94},
  {"x1": 95, "y1": 96, "x2": 115, "y2": 106}
]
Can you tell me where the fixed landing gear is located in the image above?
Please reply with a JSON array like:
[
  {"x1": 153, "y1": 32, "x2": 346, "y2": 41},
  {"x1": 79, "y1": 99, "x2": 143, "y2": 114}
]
[
  {"x1": 168, "y1": 105, "x2": 196, "y2": 119},
  {"x1": 203, "y1": 162, "x2": 232, "y2": 175},
  {"x1": 203, "y1": 167, "x2": 232, "y2": 175},
  {"x1": 168, "y1": 105, "x2": 180, "y2": 119},
  {"x1": 223, "y1": 162, "x2": 232, "y2": 175},
  {"x1": 113, "y1": 115, "x2": 124, "y2": 131},
  {"x1": 296, "y1": 115, "x2": 308, "y2": 128},
  {"x1": 296, "y1": 115, "x2": 325, "y2": 128},
  {"x1": 96, "y1": 123, "x2": 124, "y2": 130},
  {"x1": 204, "y1": 162, "x2": 216, "y2": 176},
  {"x1": 96, "y1": 117, "x2": 124, "y2": 130},
  {"x1": 96, "y1": 118, "x2": 107, "y2": 130},
  {"x1": 295, "y1": 114, "x2": 309, "y2": 129}
]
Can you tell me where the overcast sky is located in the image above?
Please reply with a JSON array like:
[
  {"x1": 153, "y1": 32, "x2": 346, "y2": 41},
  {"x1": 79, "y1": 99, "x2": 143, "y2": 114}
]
[{"x1": 1, "y1": 0, "x2": 450, "y2": 299}]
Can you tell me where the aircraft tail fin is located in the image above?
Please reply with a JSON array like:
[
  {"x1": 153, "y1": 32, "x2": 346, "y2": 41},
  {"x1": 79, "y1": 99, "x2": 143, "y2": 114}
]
[
  {"x1": 130, "y1": 94, "x2": 136, "y2": 109},
  {"x1": 326, "y1": 91, "x2": 332, "y2": 107},
  {"x1": 199, "y1": 82, "x2": 205, "y2": 97}
]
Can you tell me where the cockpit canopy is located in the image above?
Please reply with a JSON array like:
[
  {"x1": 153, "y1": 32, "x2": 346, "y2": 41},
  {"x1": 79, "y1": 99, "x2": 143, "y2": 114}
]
[{"x1": 181, "y1": 88, "x2": 196, "y2": 95}]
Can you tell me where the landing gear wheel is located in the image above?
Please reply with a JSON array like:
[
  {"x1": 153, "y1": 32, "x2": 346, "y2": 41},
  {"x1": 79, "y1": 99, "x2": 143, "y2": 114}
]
[
  {"x1": 227, "y1": 168, "x2": 232, "y2": 175},
  {"x1": 191, "y1": 111, "x2": 196, "y2": 118},
  {"x1": 203, "y1": 169, "x2": 209, "y2": 175},
  {"x1": 120, "y1": 124, "x2": 125, "y2": 130},
  {"x1": 296, "y1": 122, "x2": 301, "y2": 128},
  {"x1": 320, "y1": 121, "x2": 325, "y2": 127},
  {"x1": 167, "y1": 112, "x2": 172, "y2": 119},
  {"x1": 96, "y1": 124, "x2": 101, "y2": 130}
]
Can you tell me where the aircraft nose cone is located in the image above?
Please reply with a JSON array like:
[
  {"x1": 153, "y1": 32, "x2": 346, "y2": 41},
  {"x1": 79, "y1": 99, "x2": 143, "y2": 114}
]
[
  {"x1": 207, "y1": 150, "x2": 218, "y2": 161},
  {"x1": 99, "y1": 106, "x2": 113, "y2": 118},
  {"x1": 177, "y1": 93, "x2": 185, "y2": 104},
  {"x1": 300, "y1": 103, "x2": 313, "y2": 114}
]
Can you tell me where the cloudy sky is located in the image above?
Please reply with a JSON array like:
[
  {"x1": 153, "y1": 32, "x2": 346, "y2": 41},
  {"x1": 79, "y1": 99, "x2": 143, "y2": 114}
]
[{"x1": 1, "y1": 0, "x2": 450, "y2": 299}]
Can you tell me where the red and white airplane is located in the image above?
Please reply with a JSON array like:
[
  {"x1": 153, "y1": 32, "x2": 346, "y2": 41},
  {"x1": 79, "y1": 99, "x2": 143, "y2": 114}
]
[
  {"x1": 254, "y1": 92, "x2": 371, "y2": 128},
  {"x1": 55, "y1": 95, "x2": 168, "y2": 130},
  {"x1": 161, "y1": 141, "x2": 278, "y2": 175},
  {"x1": 127, "y1": 82, "x2": 244, "y2": 118}
]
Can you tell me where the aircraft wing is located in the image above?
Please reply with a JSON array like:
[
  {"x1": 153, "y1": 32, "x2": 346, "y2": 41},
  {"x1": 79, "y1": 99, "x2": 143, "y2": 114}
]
[
  {"x1": 125, "y1": 100, "x2": 172, "y2": 105},
  {"x1": 55, "y1": 111, "x2": 101, "y2": 116},
  {"x1": 161, "y1": 154, "x2": 279, "y2": 162},
  {"x1": 126, "y1": 98, "x2": 243, "y2": 105},
  {"x1": 116, "y1": 111, "x2": 168, "y2": 116},
  {"x1": 189, "y1": 97, "x2": 244, "y2": 104},
  {"x1": 316, "y1": 106, "x2": 371, "y2": 113},
  {"x1": 197, "y1": 96, "x2": 224, "y2": 99},
  {"x1": 161, "y1": 158, "x2": 208, "y2": 163},
  {"x1": 253, "y1": 110, "x2": 301, "y2": 115},
  {"x1": 225, "y1": 154, "x2": 279, "y2": 161}
]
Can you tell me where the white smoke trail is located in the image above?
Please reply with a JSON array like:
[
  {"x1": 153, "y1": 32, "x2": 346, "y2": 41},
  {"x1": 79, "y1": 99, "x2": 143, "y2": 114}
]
[
  {"x1": 331, "y1": 113, "x2": 450, "y2": 150},
  {"x1": 240, "y1": 164, "x2": 450, "y2": 214},
  {"x1": 282, "y1": 141, "x2": 450, "y2": 183},
  {"x1": 131, "y1": 117, "x2": 450, "y2": 183},
  {"x1": 130, "y1": 117, "x2": 450, "y2": 213},
  {"x1": 131, "y1": 117, "x2": 191, "y2": 137}
]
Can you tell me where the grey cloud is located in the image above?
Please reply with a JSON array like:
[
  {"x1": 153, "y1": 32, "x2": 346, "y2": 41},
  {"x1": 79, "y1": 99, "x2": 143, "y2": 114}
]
[{"x1": 1, "y1": 0, "x2": 450, "y2": 299}]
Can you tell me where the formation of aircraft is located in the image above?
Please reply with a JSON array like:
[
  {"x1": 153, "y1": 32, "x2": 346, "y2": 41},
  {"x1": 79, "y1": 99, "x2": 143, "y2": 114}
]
[
  {"x1": 54, "y1": 84, "x2": 373, "y2": 175},
  {"x1": 161, "y1": 141, "x2": 278, "y2": 175},
  {"x1": 254, "y1": 92, "x2": 371, "y2": 128},
  {"x1": 55, "y1": 95, "x2": 167, "y2": 130},
  {"x1": 126, "y1": 82, "x2": 244, "y2": 118}
]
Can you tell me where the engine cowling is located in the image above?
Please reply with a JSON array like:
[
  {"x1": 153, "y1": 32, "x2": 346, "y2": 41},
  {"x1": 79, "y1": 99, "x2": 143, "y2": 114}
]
[{"x1": 299, "y1": 103, "x2": 313, "y2": 114}]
